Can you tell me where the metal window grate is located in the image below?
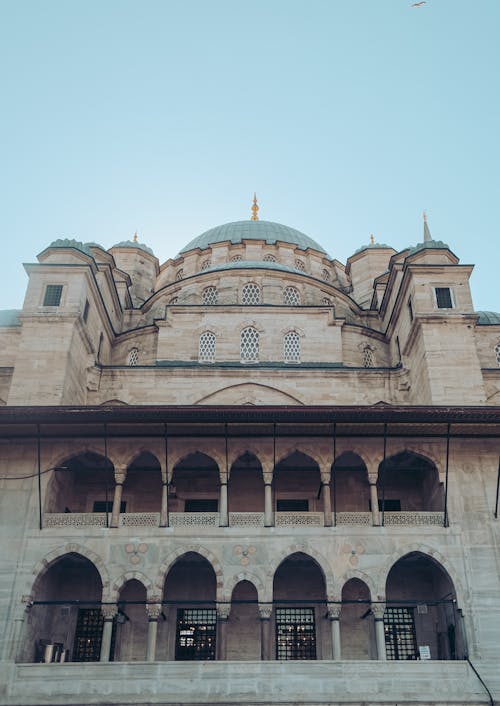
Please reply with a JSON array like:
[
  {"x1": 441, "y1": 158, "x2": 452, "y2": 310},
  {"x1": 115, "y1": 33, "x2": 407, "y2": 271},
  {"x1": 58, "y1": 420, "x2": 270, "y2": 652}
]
[
  {"x1": 384, "y1": 607, "x2": 418, "y2": 660},
  {"x1": 202, "y1": 286, "x2": 218, "y2": 305},
  {"x1": 435, "y1": 287, "x2": 453, "y2": 308},
  {"x1": 175, "y1": 608, "x2": 216, "y2": 660},
  {"x1": 199, "y1": 331, "x2": 216, "y2": 362},
  {"x1": 175, "y1": 269, "x2": 184, "y2": 281},
  {"x1": 200, "y1": 259, "x2": 211, "y2": 271},
  {"x1": 283, "y1": 287, "x2": 300, "y2": 306},
  {"x1": 73, "y1": 608, "x2": 116, "y2": 662},
  {"x1": 284, "y1": 331, "x2": 300, "y2": 363},
  {"x1": 363, "y1": 347, "x2": 375, "y2": 368},
  {"x1": 43, "y1": 284, "x2": 63, "y2": 307},
  {"x1": 231, "y1": 254, "x2": 243, "y2": 262},
  {"x1": 240, "y1": 326, "x2": 259, "y2": 363},
  {"x1": 276, "y1": 607, "x2": 316, "y2": 660},
  {"x1": 321, "y1": 268, "x2": 331, "y2": 282},
  {"x1": 295, "y1": 259, "x2": 305, "y2": 272},
  {"x1": 242, "y1": 283, "x2": 261, "y2": 305},
  {"x1": 495, "y1": 343, "x2": 500, "y2": 367},
  {"x1": 128, "y1": 348, "x2": 139, "y2": 366},
  {"x1": 263, "y1": 253, "x2": 276, "y2": 262}
]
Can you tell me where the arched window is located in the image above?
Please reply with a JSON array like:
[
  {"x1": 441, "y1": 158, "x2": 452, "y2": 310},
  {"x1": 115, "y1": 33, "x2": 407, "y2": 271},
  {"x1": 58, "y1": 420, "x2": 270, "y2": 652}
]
[
  {"x1": 128, "y1": 348, "x2": 139, "y2": 366},
  {"x1": 169, "y1": 297, "x2": 179, "y2": 305},
  {"x1": 175, "y1": 269, "x2": 184, "y2": 281},
  {"x1": 321, "y1": 268, "x2": 331, "y2": 282},
  {"x1": 284, "y1": 331, "x2": 300, "y2": 363},
  {"x1": 495, "y1": 343, "x2": 500, "y2": 367},
  {"x1": 295, "y1": 259, "x2": 305, "y2": 272},
  {"x1": 231, "y1": 254, "x2": 243, "y2": 262},
  {"x1": 199, "y1": 332, "x2": 216, "y2": 363},
  {"x1": 363, "y1": 346, "x2": 375, "y2": 368},
  {"x1": 242, "y1": 283, "x2": 261, "y2": 305},
  {"x1": 202, "y1": 286, "x2": 218, "y2": 305},
  {"x1": 283, "y1": 286, "x2": 301, "y2": 306},
  {"x1": 322, "y1": 297, "x2": 331, "y2": 305},
  {"x1": 240, "y1": 327, "x2": 259, "y2": 363},
  {"x1": 263, "y1": 253, "x2": 276, "y2": 262},
  {"x1": 200, "y1": 259, "x2": 211, "y2": 271}
]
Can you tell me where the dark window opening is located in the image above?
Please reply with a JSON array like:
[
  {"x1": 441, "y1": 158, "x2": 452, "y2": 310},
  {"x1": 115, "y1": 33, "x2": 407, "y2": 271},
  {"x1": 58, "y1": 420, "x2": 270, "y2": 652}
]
[
  {"x1": 369, "y1": 499, "x2": 402, "y2": 512},
  {"x1": 184, "y1": 498, "x2": 218, "y2": 512},
  {"x1": 43, "y1": 284, "x2": 63, "y2": 307},
  {"x1": 384, "y1": 607, "x2": 418, "y2": 660},
  {"x1": 276, "y1": 607, "x2": 316, "y2": 660},
  {"x1": 73, "y1": 608, "x2": 116, "y2": 662},
  {"x1": 407, "y1": 297, "x2": 414, "y2": 322},
  {"x1": 435, "y1": 287, "x2": 453, "y2": 309},
  {"x1": 83, "y1": 299, "x2": 90, "y2": 322},
  {"x1": 175, "y1": 608, "x2": 216, "y2": 660},
  {"x1": 92, "y1": 500, "x2": 126, "y2": 513},
  {"x1": 276, "y1": 499, "x2": 309, "y2": 512}
]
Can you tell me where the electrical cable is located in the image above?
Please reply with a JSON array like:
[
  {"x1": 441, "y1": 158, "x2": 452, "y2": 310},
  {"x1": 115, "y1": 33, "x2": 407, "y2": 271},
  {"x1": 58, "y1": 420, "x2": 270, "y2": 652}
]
[{"x1": 0, "y1": 466, "x2": 68, "y2": 481}]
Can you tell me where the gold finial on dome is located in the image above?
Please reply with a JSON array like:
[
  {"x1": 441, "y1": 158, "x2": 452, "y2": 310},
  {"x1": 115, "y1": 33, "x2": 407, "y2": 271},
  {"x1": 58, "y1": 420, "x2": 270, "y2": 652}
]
[
  {"x1": 133, "y1": 231, "x2": 138, "y2": 243},
  {"x1": 370, "y1": 234, "x2": 375, "y2": 244},
  {"x1": 251, "y1": 193, "x2": 259, "y2": 221}
]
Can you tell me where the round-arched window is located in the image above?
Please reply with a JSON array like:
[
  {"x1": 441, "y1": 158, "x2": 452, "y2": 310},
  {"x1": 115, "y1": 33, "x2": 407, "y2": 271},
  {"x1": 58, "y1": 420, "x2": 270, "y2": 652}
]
[
  {"x1": 322, "y1": 268, "x2": 331, "y2": 282},
  {"x1": 240, "y1": 327, "x2": 259, "y2": 363},
  {"x1": 363, "y1": 347, "x2": 375, "y2": 368},
  {"x1": 242, "y1": 283, "x2": 261, "y2": 305},
  {"x1": 175, "y1": 269, "x2": 184, "y2": 281},
  {"x1": 495, "y1": 343, "x2": 500, "y2": 367},
  {"x1": 284, "y1": 331, "x2": 300, "y2": 363},
  {"x1": 263, "y1": 253, "x2": 276, "y2": 262},
  {"x1": 199, "y1": 332, "x2": 216, "y2": 363},
  {"x1": 231, "y1": 254, "x2": 243, "y2": 262},
  {"x1": 128, "y1": 348, "x2": 139, "y2": 366},
  {"x1": 202, "y1": 286, "x2": 218, "y2": 305},
  {"x1": 283, "y1": 287, "x2": 301, "y2": 306},
  {"x1": 295, "y1": 259, "x2": 305, "y2": 272},
  {"x1": 200, "y1": 259, "x2": 212, "y2": 271}
]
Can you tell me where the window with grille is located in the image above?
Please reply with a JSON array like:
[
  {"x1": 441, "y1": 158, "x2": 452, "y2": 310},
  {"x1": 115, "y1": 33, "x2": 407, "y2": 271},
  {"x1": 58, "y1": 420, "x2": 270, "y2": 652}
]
[
  {"x1": 242, "y1": 283, "x2": 261, "y2": 305},
  {"x1": 322, "y1": 297, "x2": 331, "y2": 305},
  {"x1": 128, "y1": 348, "x2": 139, "y2": 366},
  {"x1": 321, "y1": 268, "x2": 331, "y2": 282},
  {"x1": 495, "y1": 343, "x2": 500, "y2": 367},
  {"x1": 295, "y1": 259, "x2": 305, "y2": 272},
  {"x1": 175, "y1": 269, "x2": 184, "y2": 281},
  {"x1": 240, "y1": 327, "x2": 259, "y2": 363},
  {"x1": 363, "y1": 347, "x2": 375, "y2": 368},
  {"x1": 200, "y1": 259, "x2": 211, "y2": 271},
  {"x1": 384, "y1": 607, "x2": 418, "y2": 660},
  {"x1": 73, "y1": 608, "x2": 116, "y2": 662},
  {"x1": 263, "y1": 253, "x2": 276, "y2": 262},
  {"x1": 284, "y1": 331, "x2": 300, "y2": 363},
  {"x1": 231, "y1": 254, "x2": 243, "y2": 262},
  {"x1": 276, "y1": 607, "x2": 316, "y2": 660},
  {"x1": 202, "y1": 287, "x2": 218, "y2": 305},
  {"x1": 169, "y1": 297, "x2": 179, "y2": 305},
  {"x1": 175, "y1": 608, "x2": 216, "y2": 660},
  {"x1": 435, "y1": 287, "x2": 453, "y2": 309},
  {"x1": 199, "y1": 331, "x2": 216, "y2": 363},
  {"x1": 283, "y1": 287, "x2": 300, "y2": 306},
  {"x1": 43, "y1": 284, "x2": 63, "y2": 307}
]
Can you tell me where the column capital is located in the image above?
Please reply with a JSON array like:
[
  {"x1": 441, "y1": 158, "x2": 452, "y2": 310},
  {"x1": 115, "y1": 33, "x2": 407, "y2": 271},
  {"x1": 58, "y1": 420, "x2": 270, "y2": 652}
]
[
  {"x1": 217, "y1": 603, "x2": 231, "y2": 620},
  {"x1": 371, "y1": 603, "x2": 386, "y2": 620},
  {"x1": 320, "y1": 472, "x2": 331, "y2": 486},
  {"x1": 114, "y1": 471, "x2": 126, "y2": 485},
  {"x1": 327, "y1": 603, "x2": 342, "y2": 620},
  {"x1": 262, "y1": 472, "x2": 273, "y2": 485},
  {"x1": 146, "y1": 603, "x2": 162, "y2": 620},
  {"x1": 258, "y1": 603, "x2": 273, "y2": 620},
  {"x1": 101, "y1": 604, "x2": 118, "y2": 621},
  {"x1": 368, "y1": 472, "x2": 378, "y2": 485}
]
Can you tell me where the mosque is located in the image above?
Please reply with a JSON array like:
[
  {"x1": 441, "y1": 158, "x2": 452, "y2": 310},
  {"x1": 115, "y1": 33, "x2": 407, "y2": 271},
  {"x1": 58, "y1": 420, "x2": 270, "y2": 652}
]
[{"x1": 0, "y1": 198, "x2": 499, "y2": 706}]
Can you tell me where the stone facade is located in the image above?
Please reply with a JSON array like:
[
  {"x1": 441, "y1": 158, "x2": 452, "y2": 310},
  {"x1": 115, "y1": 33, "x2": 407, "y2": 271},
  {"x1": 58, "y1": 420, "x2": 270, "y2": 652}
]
[{"x1": 0, "y1": 218, "x2": 499, "y2": 706}]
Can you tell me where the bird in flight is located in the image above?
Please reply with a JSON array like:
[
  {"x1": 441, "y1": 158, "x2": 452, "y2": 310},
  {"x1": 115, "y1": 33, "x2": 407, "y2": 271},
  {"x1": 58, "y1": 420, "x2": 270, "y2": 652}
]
[{"x1": 411, "y1": 1, "x2": 427, "y2": 6}]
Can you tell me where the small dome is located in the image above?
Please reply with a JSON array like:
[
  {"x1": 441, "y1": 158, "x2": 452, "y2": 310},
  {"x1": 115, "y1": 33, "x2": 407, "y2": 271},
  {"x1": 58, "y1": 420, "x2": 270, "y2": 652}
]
[
  {"x1": 407, "y1": 240, "x2": 449, "y2": 256},
  {"x1": 353, "y1": 242, "x2": 393, "y2": 255},
  {"x1": 111, "y1": 240, "x2": 155, "y2": 256},
  {"x1": 0, "y1": 309, "x2": 21, "y2": 327},
  {"x1": 179, "y1": 220, "x2": 328, "y2": 255},
  {"x1": 476, "y1": 311, "x2": 500, "y2": 325},
  {"x1": 46, "y1": 238, "x2": 95, "y2": 257}
]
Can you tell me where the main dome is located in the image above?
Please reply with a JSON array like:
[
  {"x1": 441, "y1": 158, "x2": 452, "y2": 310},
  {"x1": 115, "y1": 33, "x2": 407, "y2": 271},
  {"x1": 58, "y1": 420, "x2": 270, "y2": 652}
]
[{"x1": 179, "y1": 220, "x2": 328, "y2": 255}]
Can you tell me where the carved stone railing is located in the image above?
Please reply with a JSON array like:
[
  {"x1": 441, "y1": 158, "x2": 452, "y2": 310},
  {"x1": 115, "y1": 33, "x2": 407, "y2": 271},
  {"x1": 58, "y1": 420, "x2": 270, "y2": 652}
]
[
  {"x1": 44, "y1": 513, "x2": 107, "y2": 528},
  {"x1": 119, "y1": 512, "x2": 160, "y2": 527},
  {"x1": 383, "y1": 511, "x2": 443, "y2": 526},
  {"x1": 229, "y1": 512, "x2": 265, "y2": 527},
  {"x1": 335, "y1": 511, "x2": 372, "y2": 526},
  {"x1": 275, "y1": 512, "x2": 324, "y2": 527},
  {"x1": 169, "y1": 512, "x2": 220, "y2": 527}
]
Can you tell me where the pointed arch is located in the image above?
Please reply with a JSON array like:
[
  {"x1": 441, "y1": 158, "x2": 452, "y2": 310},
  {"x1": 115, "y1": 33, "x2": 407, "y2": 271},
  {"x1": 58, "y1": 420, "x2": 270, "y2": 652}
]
[
  {"x1": 267, "y1": 545, "x2": 334, "y2": 602},
  {"x1": 224, "y1": 571, "x2": 265, "y2": 603},
  {"x1": 337, "y1": 569, "x2": 376, "y2": 601},
  {"x1": 153, "y1": 546, "x2": 224, "y2": 600},
  {"x1": 110, "y1": 572, "x2": 154, "y2": 602},
  {"x1": 27, "y1": 543, "x2": 109, "y2": 599}
]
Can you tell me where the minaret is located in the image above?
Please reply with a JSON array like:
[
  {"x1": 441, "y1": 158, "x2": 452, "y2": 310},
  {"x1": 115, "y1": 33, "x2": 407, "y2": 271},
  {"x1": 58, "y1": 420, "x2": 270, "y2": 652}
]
[{"x1": 251, "y1": 193, "x2": 259, "y2": 221}]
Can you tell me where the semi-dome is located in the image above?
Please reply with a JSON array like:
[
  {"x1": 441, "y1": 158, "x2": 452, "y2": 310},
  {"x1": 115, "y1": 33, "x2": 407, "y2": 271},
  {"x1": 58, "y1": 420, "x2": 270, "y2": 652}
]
[{"x1": 179, "y1": 220, "x2": 328, "y2": 255}]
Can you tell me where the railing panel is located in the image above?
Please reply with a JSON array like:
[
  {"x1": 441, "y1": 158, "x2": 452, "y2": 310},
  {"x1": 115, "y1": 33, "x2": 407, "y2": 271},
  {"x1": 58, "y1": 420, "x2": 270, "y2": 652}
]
[
  {"x1": 119, "y1": 512, "x2": 160, "y2": 527},
  {"x1": 383, "y1": 511, "x2": 443, "y2": 526},
  {"x1": 44, "y1": 513, "x2": 107, "y2": 528},
  {"x1": 169, "y1": 512, "x2": 220, "y2": 527},
  {"x1": 336, "y1": 511, "x2": 372, "y2": 526},
  {"x1": 229, "y1": 512, "x2": 265, "y2": 527},
  {"x1": 275, "y1": 512, "x2": 324, "y2": 527}
]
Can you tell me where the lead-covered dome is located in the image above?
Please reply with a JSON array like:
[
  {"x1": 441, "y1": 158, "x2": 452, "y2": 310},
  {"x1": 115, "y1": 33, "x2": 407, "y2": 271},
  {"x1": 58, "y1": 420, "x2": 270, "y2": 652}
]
[{"x1": 179, "y1": 220, "x2": 328, "y2": 255}]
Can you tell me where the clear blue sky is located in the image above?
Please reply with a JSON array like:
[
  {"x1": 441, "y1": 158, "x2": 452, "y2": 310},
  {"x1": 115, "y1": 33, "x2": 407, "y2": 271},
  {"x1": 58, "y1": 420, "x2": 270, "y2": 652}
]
[{"x1": 1, "y1": 0, "x2": 498, "y2": 310}]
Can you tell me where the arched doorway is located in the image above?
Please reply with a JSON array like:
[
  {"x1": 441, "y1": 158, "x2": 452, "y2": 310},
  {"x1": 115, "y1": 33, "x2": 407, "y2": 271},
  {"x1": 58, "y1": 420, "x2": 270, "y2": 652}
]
[
  {"x1": 273, "y1": 552, "x2": 328, "y2": 660},
  {"x1": 45, "y1": 452, "x2": 114, "y2": 517},
  {"x1": 114, "y1": 579, "x2": 148, "y2": 661},
  {"x1": 340, "y1": 578, "x2": 375, "y2": 659},
  {"x1": 385, "y1": 552, "x2": 465, "y2": 660},
  {"x1": 227, "y1": 580, "x2": 260, "y2": 660},
  {"x1": 23, "y1": 553, "x2": 104, "y2": 663},
  {"x1": 160, "y1": 552, "x2": 217, "y2": 660}
]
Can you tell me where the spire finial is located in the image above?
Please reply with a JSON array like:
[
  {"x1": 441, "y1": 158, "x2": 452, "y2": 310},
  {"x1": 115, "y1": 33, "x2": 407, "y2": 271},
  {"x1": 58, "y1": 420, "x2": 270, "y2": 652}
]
[
  {"x1": 423, "y1": 210, "x2": 427, "y2": 223},
  {"x1": 423, "y1": 211, "x2": 432, "y2": 242},
  {"x1": 133, "y1": 231, "x2": 138, "y2": 243},
  {"x1": 251, "y1": 193, "x2": 259, "y2": 221},
  {"x1": 370, "y1": 234, "x2": 375, "y2": 245}
]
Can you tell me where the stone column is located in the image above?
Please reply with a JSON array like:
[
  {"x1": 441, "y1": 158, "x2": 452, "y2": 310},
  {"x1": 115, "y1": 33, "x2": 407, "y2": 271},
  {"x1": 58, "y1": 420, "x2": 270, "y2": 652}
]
[
  {"x1": 219, "y1": 476, "x2": 228, "y2": 527},
  {"x1": 368, "y1": 473, "x2": 380, "y2": 527},
  {"x1": 327, "y1": 604, "x2": 342, "y2": 659},
  {"x1": 321, "y1": 470, "x2": 332, "y2": 527},
  {"x1": 100, "y1": 605, "x2": 117, "y2": 662},
  {"x1": 159, "y1": 481, "x2": 169, "y2": 527},
  {"x1": 111, "y1": 469, "x2": 126, "y2": 528},
  {"x1": 146, "y1": 603, "x2": 162, "y2": 661},
  {"x1": 258, "y1": 604, "x2": 273, "y2": 660},
  {"x1": 216, "y1": 604, "x2": 230, "y2": 660},
  {"x1": 263, "y1": 471, "x2": 274, "y2": 527},
  {"x1": 372, "y1": 604, "x2": 387, "y2": 660}
]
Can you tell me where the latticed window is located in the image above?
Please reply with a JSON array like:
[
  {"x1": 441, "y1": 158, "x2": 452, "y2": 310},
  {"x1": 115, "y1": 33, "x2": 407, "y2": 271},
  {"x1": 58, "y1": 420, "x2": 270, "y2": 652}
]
[
  {"x1": 321, "y1": 268, "x2": 331, "y2": 282},
  {"x1": 283, "y1": 286, "x2": 300, "y2": 306},
  {"x1": 43, "y1": 284, "x2": 63, "y2": 306},
  {"x1": 240, "y1": 327, "x2": 259, "y2": 363},
  {"x1": 175, "y1": 269, "x2": 184, "y2": 281},
  {"x1": 199, "y1": 331, "x2": 216, "y2": 363},
  {"x1": 242, "y1": 283, "x2": 261, "y2": 305},
  {"x1": 495, "y1": 343, "x2": 500, "y2": 367},
  {"x1": 322, "y1": 297, "x2": 331, "y2": 305},
  {"x1": 384, "y1": 607, "x2": 418, "y2": 660},
  {"x1": 128, "y1": 348, "x2": 139, "y2": 366},
  {"x1": 169, "y1": 297, "x2": 178, "y2": 305},
  {"x1": 231, "y1": 254, "x2": 243, "y2": 262},
  {"x1": 295, "y1": 259, "x2": 305, "y2": 272},
  {"x1": 284, "y1": 331, "x2": 300, "y2": 363},
  {"x1": 263, "y1": 253, "x2": 276, "y2": 262},
  {"x1": 363, "y1": 347, "x2": 375, "y2": 368},
  {"x1": 175, "y1": 609, "x2": 217, "y2": 661},
  {"x1": 200, "y1": 259, "x2": 211, "y2": 271},
  {"x1": 276, "y1": 608, "x2": 316, "y2": 660},
  {"x1": 202, "y1": 286, "x2": 218, "y2": 305}
]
